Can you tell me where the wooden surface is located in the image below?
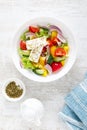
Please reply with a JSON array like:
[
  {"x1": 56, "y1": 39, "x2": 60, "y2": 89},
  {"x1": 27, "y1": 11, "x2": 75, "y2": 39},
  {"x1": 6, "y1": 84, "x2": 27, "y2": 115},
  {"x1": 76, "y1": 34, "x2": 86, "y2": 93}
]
[{"x1": 0, "y1": 0, "x2": 87, "y2": 130}]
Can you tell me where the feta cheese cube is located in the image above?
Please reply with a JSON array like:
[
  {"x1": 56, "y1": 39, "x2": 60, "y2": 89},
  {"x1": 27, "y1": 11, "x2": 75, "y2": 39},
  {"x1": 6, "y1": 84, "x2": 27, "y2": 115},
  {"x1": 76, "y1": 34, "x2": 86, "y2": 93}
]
[{"x1": 26, "y1": 36, "x2": 47, "y2": 63}]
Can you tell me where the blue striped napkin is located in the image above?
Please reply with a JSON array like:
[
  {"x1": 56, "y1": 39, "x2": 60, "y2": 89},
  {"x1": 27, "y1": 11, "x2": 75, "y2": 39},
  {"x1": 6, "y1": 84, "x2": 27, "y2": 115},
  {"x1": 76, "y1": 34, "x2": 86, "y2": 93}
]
[{"x1": 59, "y1": 75, "x2": 87, "y2": 130}]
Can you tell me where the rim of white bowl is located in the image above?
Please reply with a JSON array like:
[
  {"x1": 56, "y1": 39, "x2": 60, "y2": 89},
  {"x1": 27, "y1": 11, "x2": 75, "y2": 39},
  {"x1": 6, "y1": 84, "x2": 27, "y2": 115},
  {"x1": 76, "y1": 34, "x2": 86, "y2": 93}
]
[
  {"x1": 2, "y1": 78, "x2": 26, "y2": 102},
  {"x1": 12, "y1": 16, "x2": 77, "y2": 82}
]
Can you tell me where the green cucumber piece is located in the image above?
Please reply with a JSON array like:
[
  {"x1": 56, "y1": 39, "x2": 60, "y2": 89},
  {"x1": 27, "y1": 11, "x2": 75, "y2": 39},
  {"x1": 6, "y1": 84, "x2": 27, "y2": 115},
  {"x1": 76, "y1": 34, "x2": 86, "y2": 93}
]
[
  {"x1": 33, "y1": 69, "x2": 44, "y2": 75},
  {"x1": 40, "y1": 28, "x2": 49, "y2": 33},
  {"x1": 54, "y1": 56, "x2": 66, "y2": 62},
  {"x1": 18, "y1": 48, "x2": 30, "y2": 57}
]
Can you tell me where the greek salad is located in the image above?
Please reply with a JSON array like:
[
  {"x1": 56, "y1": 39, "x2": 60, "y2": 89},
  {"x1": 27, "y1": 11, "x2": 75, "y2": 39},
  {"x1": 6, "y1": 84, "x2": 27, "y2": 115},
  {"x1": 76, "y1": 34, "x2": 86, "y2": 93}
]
[{"x1": 18, "y1": 24, "x2": 69, "y2": 77}]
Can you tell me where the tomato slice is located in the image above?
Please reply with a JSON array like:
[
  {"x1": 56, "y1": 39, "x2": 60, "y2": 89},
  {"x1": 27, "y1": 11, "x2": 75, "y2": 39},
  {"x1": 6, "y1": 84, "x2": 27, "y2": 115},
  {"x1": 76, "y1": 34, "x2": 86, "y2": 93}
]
[
  {"x1": 47, "y1": 39, "x2": 53, "y2": 46},
  {"x1": 20, "y1": 41, "x2": 27, "y2": 50},
  {"x1": 55, "y1": 47, "x2": 66, "y2": 56},
  {"x1": 52, "y1": 37, "x2": 60, "y2": 44},
  {"x1": 29, "y1": 26, "x2": 39, "y2": 33},
  {"x1": 51, "y1": 62, "x2": 62, "y2": 72},
  {"x1": 47, "y1": 38, "x2": 60, "y2": 46}
]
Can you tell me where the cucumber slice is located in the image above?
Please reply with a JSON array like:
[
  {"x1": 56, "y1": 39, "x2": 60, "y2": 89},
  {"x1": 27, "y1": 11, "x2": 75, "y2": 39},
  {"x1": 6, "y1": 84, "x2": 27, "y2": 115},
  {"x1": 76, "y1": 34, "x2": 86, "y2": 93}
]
[
  {"x1": 33, "y1": 69, "x2": 44, "y2": 75},
  {"x1": 18, "y1": 48, "x2": 30, "y2": 57},
  {"x1": 54, "y1": 56, "x2": 66, "y2": 62}
]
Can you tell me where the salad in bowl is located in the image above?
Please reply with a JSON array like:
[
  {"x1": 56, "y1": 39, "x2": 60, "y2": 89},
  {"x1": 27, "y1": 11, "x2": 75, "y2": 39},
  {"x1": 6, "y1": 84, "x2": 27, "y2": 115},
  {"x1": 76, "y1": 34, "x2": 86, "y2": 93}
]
[{"x1": 12, "y1": 17, "x2": 76, "y2": 82}]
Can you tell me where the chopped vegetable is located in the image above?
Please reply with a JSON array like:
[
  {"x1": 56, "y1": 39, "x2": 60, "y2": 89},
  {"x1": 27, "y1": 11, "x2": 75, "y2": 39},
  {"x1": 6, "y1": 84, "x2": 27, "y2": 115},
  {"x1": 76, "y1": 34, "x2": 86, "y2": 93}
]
[
  {"x1": 20, "y1": 41, "x2": 27, "y2": 50},
  {"x1": 64, "y1": 46, "x2": 69, "y2": 53},
  {"x1": 33, "y1": 69, "x2": 44, "y2": 75},
  {"x1": 20, "y1": 34, "x2": 26, "y2": 41},
  {"x1": 20, "y1": 30, "x2": 29, "y2": 41},
  {"x1": 54, "y1": 56, "x2": 66, "y2": 62},
  {"x1": 40, "y1": 28, "x2": 49, "y2": 34},
  {"x1": 18, "y1": 48, "x2": 30, "y2": 57},
  {"x1": 49, "y1": 25, "x2": 62, "y2": 34},
  {"x1": 21, "y1": 57, "x2": 35, "y2": 69},
  {"x1": 41, "y1": 46, "x2": 47, "y2": 56},
  {"x1": 47, "y1": 38, "x2": 60, "y2": 46},
  {"x1": 55, "y1": 47, "x2": 66, "y2": 56},
  {"x1": 51, "y1": 31, "x2": 58, "y2": 39},
  {"x1": 33, "y1": 63, "x2": 43, "y2": 69},
  {"x1": 50, "y1": 46, "x2": 57, "y2": 57},
  {"x1": 42, "y1": 69, "x2": 48, "y2": 76},
  {"x1": 47, "y1": 55, "x2": 54, "y2": 65},
  {"x1": 47, "y1": 39, "x2": 53, "y2": 46},
  {"x1": 58, "y1": 33, "x2": 66, "y2": 43},
  {"x1": 51, "y1": 62, "x2": 62, "y2": 72},
  {"x1": 61, "y1": 60, "x2": 65, "y2": 66},
  {"x1": 29, "y1": 26, "x2": 39, "y2": 33},
  {"x1": 45, "y1": 64, "x2": 52, "y2": 75},
  {"x1": 52, "y1": 37, "x2": 60, "y2": 45},
  {"x1": 35, "y1": 27, "x2": 49, "y2": 37},
  {"x1": 39, "y1": 56, "x2": 46, "y2": 66}
]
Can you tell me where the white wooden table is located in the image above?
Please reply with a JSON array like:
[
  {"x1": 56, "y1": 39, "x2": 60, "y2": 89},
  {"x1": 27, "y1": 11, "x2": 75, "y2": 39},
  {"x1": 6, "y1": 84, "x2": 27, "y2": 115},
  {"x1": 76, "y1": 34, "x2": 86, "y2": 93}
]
[{"x1": 0, "y1": 0, "x2": 87, "y2": 130}]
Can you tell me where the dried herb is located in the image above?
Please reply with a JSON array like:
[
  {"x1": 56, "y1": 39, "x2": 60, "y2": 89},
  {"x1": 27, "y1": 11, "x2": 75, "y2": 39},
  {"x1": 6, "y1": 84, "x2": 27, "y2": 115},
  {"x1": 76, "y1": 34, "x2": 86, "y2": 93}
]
[{"x1": 6, "y1": 81, "x2": 23, "y2": 98}]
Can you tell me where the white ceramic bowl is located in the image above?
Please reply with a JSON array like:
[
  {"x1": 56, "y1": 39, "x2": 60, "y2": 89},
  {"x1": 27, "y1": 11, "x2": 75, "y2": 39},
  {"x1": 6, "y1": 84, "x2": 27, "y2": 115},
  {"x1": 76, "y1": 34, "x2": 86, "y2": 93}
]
[
  {"x1": 2, "y1": 78, "x2": 26, "y2": 102},
  {"x1": 12, "y1": 17, "x2": 77, "y2": 82}
]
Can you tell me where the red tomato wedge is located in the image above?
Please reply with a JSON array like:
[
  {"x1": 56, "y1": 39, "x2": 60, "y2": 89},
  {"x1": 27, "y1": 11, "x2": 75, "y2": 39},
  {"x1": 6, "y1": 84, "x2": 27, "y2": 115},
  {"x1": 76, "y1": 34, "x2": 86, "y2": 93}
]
[
  {"x1": 47, "y1": 37, "x2": 60, "y2": 46},
  {"x1": 47, "y1": 39, "x2": 53, "y2": 46},
  {"x1": 52, "y1": 37, "x2": 60, "y2": 44},
  {"x1": 20, "y1": 41, "x2": 27, "y2": 50},
  {"x1": 55, "y1": 47, "x2": 66, "y2": 56},
  {"x1": 29, "y1": 26, "x2": 39, "y2": 33},
  {"x1": 51, "y1": 62, "x2": 62, "y2": 72}
]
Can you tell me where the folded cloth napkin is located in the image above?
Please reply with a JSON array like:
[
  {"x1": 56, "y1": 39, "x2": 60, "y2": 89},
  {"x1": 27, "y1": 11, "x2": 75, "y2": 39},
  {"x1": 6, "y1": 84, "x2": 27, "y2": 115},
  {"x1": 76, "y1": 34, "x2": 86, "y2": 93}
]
[{"x1": 59, "y1": 75, "x2": 87, "y2": 130}]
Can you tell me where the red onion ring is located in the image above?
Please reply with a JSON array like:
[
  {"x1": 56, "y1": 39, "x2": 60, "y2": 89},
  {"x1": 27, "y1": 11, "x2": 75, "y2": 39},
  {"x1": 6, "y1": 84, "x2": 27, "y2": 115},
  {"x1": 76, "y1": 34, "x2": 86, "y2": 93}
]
[
  {"x1": 49, "y1": 25, "x2": 62, "y2": 34},
  {"x1": 45, "y1": 64, "x2": 52, "y2": 75},
  {"x1": 58, "y1": 33, "x2": 66, "y2": 43}
]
